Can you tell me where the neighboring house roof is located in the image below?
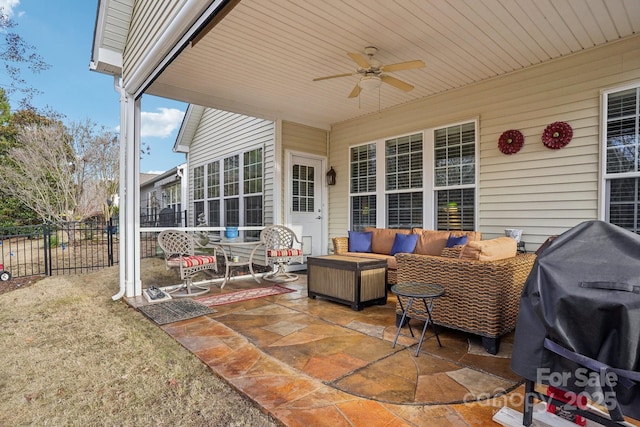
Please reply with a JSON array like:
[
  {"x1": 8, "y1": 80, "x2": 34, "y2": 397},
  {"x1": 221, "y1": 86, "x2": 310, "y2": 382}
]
[
  {"x1": 173, "y1": 104, "x2": 205, "y2": 153},
  {"x1": 91, "y1": 0, "x2": 639, "y2": 130},
  {"x1": 139, "y1": 172, "x2": 161, "y2": 187},
  {"x1": 139, "y1": 165, "x2": 184, "y2": 190}
]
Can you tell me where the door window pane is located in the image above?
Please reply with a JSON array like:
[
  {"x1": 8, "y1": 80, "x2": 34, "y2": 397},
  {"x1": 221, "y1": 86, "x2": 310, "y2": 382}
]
[{"x1": 292, "y1": 164, "x2": 314, "y2": 212}]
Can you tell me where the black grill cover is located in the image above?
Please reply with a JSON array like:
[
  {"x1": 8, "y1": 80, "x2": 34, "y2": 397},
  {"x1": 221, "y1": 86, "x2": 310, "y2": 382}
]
[{"x1": 511, "y1": 220, "x2": 640, "y2": 419}]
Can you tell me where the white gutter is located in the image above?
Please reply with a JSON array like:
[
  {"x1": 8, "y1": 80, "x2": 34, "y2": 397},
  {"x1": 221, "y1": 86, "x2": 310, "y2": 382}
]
[{"x1": 112, "y1": 76, "x2": 127, "y2": 300}]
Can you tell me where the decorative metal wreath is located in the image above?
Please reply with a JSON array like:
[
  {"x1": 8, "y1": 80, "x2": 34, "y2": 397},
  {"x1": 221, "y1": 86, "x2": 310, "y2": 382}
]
[
  {"x1": 542, "y1": 121, "x2": 573, "y2": 149},
  {"x1": 498, "y1": 129, "x2": 524, "y2": 155}
]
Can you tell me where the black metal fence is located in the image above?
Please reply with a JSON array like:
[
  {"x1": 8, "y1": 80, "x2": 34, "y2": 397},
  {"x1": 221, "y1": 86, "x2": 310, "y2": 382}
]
[
  {"x1": 0, "y1": 219, "x2": 121, "y2": 278},
  {"x1": 0, "y1": 210, "x2": 190, "y2": 279}
]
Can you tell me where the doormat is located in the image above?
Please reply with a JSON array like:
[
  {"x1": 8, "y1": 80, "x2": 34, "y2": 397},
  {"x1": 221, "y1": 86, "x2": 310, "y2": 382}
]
[
  {"x1": 138, "y1": 299, "x2": 216, "y2": 325},
  {"x1": 196, "y1": 285, "x2": 295, "y2": 307}
]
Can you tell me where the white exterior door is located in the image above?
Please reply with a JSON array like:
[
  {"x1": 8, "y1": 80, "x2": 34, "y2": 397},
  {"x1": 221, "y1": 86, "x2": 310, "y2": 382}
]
[{"x1": 287, "y1": 153, "x2": 326, "y2": 260}]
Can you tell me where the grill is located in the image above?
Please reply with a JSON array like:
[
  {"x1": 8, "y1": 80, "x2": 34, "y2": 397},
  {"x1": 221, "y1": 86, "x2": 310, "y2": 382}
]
[{"x1": 510, "y1": 220, "x2": 640, "y2": 426}]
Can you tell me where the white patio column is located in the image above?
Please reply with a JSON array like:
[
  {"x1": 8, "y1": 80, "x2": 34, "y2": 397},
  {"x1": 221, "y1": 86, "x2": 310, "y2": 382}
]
[{"x1": 114, "y1": 89, "x2": 142, "y2": 299}]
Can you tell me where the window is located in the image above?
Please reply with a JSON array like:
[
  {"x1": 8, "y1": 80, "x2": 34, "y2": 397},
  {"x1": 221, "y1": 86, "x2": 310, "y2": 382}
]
[
  {"x1": 349, "y1": 143, "x2": 377, "y2": 231},
  {"x1": 604, "y1": 86, "x2": 640, "y2": 233},
  {"x1": 385, "y1": 134, "x2": 423, "y2": 229},
  {"x1": 193, "y1": 165, "x2": 205, "y2": 225},
  {"x1": 243, "y1": 149, "x2": 263, "y2": 239},
  {"x1": 348, "y1": 122, "x2": 477, "y2": 231},
  {"x1": 292, "y1": 164, "x2": 314, "y2": 213},
  {"x1": 207, "y1": 161, "x2": 220, "y2": 227},
  {"x1": 433, "y1": 122, "x2": 476, "y2": 230},
  {"x1": 193, "y1": 147, "x2": 263, "y2": 236},
  {"x1": 193, "y1": 165, "x2": 205, "y2": 200}
]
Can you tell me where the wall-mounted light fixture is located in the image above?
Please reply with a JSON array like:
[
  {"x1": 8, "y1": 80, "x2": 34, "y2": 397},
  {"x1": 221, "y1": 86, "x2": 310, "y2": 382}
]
[{"x1": 326, "y1": 166, "x2": 336, "y2": 186}]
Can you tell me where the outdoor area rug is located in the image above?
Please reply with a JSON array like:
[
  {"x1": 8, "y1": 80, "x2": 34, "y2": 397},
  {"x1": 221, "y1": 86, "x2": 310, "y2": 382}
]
[
  {"x1": 196, "y1": 285, "x2": 295, "y2": 307},
  {"x1": 138, "y1": 299, "x2": 216, "y2": 325}
]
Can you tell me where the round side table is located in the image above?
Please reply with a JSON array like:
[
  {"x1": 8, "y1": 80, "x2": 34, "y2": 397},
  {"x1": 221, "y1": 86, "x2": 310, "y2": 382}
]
[{"x1": 391, "y1": 282, "x2": 445, "y2": 357}]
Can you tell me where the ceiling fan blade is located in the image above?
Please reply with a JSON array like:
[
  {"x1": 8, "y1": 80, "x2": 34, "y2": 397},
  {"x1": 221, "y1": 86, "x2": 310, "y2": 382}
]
[
  {"x1": 313, "y1": 72, "x2": 355, "y2": 81},
  {"x1": 380, "y1": 75, "x2": 414, "y2": 92},
  {"x1": 380, "y1": 60, "x2": 425, "y2": 73},
  {"x1": 348, "y1": 84, "x2": 361, "y2": 98},
  {"x1": 347, "y1": 52, "x2": 371, "y2": 69}
]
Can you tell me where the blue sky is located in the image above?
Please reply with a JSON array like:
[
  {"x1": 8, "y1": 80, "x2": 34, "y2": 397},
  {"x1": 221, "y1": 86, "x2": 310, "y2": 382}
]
[{"x1": 2, "y1": 0, "x2": 187, "y2": 173}]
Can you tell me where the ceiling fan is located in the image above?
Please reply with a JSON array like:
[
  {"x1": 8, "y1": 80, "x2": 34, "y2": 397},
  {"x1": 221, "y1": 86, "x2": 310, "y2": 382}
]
[{"x1": 313, "y1": 46, "x2": 425, "y2": 98}]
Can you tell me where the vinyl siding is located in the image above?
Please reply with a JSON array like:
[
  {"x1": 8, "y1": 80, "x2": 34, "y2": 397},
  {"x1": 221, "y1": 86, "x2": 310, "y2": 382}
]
[
  {"x1": 123, "y1": 0, "x2": 183, "y2": 81},
  {"x1": 187, "y1": 108, "x2": 276, "y2": 229},
  {"x1": 328, "y1": 36, "x2": 640, "y2": 251},
  {"x1": 280, "y1": 121, "x2": 328, "y2": 223}
]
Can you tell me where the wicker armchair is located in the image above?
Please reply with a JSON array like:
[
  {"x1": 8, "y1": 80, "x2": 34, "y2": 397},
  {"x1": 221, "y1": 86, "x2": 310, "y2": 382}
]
[
  {"x1": 157, "y1": 229, "x2": 218, "y2": 297},
  {"x1": 395, "y1": 249, "x2": 536, "y2": 354},
  {"x1": 254, "y1": 225, "x2": 304, "y2": 282}
]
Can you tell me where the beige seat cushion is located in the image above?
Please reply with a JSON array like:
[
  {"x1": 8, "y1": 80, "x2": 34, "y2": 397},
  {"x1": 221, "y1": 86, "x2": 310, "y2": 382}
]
[
  {"x1": 460, "y1": 237, "x2": 517, "y2": 261},
  {"x1": 364, "y1": 227, "x2": 411, "y2": 255},
  {"x1": 410, "y1": 229, "x2": 482, "y2": 256},
  {"x1": 412, "y1": 229, "x2": 451, "y2": 255}
]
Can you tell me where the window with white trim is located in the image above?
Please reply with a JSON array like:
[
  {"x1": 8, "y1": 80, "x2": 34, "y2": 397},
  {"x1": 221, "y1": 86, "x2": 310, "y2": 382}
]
[
  {"x1": 433, "y1": 122, "x2": 476, "y2": 230},
  {"x1": 386, "y1": 134, "x2": 423, "y2": 228},
  {"x1": 604, "y1": 87, "x2": 640, "y2": 233},
  {"x1": 348, "y1": 123, "x2": 476, "y2": 231},
  {"x1": 193, "y1": 147, "x2": 263, "y2": 236},
  {"x1": 349, "y1": 143, "x2": 377, "y2": 231},
  {"x1": 193, "y1": 165, "x2": 205, "y2": 225}
]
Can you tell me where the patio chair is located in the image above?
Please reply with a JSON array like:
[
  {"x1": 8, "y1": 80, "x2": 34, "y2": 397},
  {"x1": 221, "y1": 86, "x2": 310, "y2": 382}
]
[
  {"x1": 254, "y1": 225, "x2": 304, "y2": 282},
  {"x1": 157, "y1": 229, "x2": 218, "y2": 296}
]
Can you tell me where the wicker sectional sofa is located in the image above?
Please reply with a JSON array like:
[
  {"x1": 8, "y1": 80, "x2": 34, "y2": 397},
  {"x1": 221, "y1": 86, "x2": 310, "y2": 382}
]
[
  {"x1": 332, "y1": 227, "x2": 481, "y2": 285},
  {"x1": 395, "y1": 248, "x2": 537, "y2": 354}
]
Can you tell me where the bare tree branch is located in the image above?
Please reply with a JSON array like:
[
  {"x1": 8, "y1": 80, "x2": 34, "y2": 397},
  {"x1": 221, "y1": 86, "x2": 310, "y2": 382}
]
[{"x1": 0, "y1": 120, "x2": 119, "y2": 229}]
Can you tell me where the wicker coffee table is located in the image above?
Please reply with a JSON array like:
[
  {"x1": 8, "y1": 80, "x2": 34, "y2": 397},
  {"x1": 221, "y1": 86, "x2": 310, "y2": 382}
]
[{"x1": 307, "y1": 255, "x2": 387, "y2": 311}]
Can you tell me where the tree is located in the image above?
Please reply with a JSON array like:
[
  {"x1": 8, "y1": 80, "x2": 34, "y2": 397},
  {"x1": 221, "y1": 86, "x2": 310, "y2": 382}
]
[
  {"x1": 0, "y1": 8, "x2": 50, "y2": 109},
  {"x1": 0, "y1": 94, "x2": 55, "y2": 225},
  {"x1": 0, "y1": 118, "x2": 119, "y2": 231}
]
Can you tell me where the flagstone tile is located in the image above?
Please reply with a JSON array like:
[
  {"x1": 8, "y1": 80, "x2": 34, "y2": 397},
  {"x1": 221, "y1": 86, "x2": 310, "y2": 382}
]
[
  {"x1": 302, "y1": 352, "x2": 367, "y2": 381},
  {"x1": 208, "y1": 343, "x2": 263, "y2": 378},
  {"x1": 383, "y1": 403, "x2": 471, "y2": 427},
  {"x1": 235, "y1": 304, "x2": 300, "y2": 316},
  {"x1": 415, "y1": 372, "x2": 472, "y2": 403},
  {"x1": 282, "y1": 384, "x2": 359, "y2": 408},
  {"x1": 270, "y1": 405, "x2": 356, "y2": 427},
  {"x1": 262, "y1": 319, "x2": 308, "y2": 336},
  {"x1": 336, "y1": 400, "x2": 408, "y2": 426},
  {"x1": 229, "y1": 374, "x2": 321, "y2": 410},
  {"x1": 193, "y1": 341, "x2": 235, "y2": 363},
  {"x1": 345, "y1": 320, "x2": 386, "y2": 338}
]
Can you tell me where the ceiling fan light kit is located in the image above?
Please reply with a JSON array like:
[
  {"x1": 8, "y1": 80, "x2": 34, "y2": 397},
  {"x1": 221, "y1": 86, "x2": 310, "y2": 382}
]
[
  {"x1": 313, "y1": 46, "x2": 425, "y2": 98},
  {"x1": 359, "y1": 75, "x2": 382, "y2": 90}
]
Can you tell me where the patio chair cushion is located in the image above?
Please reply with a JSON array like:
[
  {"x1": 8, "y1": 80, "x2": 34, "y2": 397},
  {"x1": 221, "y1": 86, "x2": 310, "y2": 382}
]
[
  {"x1": 266, "y1": 248, "x2": 303, "y2": 257},
  {"x1": 166, "y1": 255, "x2": 217, "y2": 268}
]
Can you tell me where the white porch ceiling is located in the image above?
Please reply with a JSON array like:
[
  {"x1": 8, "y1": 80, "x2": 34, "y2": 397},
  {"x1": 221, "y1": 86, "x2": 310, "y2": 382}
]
[{"x1": 146, "y1": 0, "x2": 640, "y2": 130}]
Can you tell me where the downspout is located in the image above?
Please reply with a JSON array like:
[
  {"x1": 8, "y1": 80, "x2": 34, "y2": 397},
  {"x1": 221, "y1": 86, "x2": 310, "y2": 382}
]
[{"x1": 112, "y1": 75, "x2": 127, "y2": 300}]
